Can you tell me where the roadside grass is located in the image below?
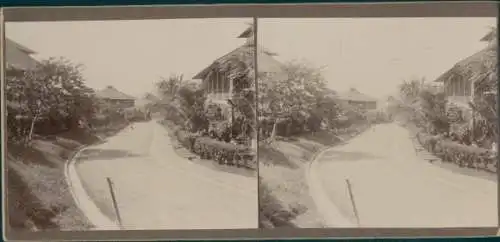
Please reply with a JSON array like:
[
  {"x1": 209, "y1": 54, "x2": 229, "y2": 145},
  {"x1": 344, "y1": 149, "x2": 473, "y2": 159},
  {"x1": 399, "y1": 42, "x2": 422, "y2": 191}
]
[
  {"x1": 259, "y1": 128, "x2": 368, "y2": 228},
  {"x1": 259, "y1": 137, "x2": 330, "y2": 228},
  {"x1": 7, "y1": 138, "x2": 92, "y2": 231},
  {"x1": 6, "y1": 125, "x2": 127, "y2": 231}
]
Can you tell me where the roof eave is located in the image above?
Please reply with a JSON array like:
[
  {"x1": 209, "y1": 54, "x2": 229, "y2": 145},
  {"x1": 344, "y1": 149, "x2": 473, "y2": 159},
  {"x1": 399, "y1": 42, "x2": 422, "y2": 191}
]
[
  {"x1": 192, "y1": 44, "x2": 252, "y2": 80},
  {"x1": 193, "y1": 62, "x2": 216, "y2": 80}
]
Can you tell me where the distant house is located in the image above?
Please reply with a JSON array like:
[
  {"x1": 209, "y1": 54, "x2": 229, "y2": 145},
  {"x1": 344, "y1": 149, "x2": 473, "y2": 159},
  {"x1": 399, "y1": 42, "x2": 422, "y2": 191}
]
[
  {"x1": 5, "y1": 38, "x2": 39, "y2": 71},
  {"x1": 335, "y1": 88, "x2": 378, "y2": 110},
  {"x1": 434, "y1": 30, "x2": 496, "y2": 110},
  {"x1": 193, "y1": 24, "x2": 285, "y2": 119},
  {"x1": 5, "y1": 39, "x2": 39, "y2": 112},
  {"x1": 95, "y1": 86, "x2": 136, "y2": 109}
]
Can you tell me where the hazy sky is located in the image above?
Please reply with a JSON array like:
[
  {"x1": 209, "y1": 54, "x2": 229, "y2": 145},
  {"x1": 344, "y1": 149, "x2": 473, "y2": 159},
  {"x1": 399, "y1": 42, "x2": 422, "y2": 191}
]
[
  {"x1": 7, "y1": 17, "x2": 496, "y2": 99},
  {"x1": 6, "y1": 18, "x2": 252, "y2": 97},
  {"x1": 259, "y1": 17, "x2": 496, "y2": 99}
]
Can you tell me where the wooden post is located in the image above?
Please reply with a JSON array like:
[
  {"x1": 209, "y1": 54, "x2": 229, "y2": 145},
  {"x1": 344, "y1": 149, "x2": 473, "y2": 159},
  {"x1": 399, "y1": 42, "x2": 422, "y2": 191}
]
[
  {"x1": 470, "y1": 80, "x2": 476, "y2": 145},
  {"x1": 106, "y1": 177, "x2": 124, "y2": 228},
  {"x1": 215, "y1": 70, "x2": 218, "y2": 98},
  {"x1": 346, "y1": 178, "x2": 360, "y2": 226}
]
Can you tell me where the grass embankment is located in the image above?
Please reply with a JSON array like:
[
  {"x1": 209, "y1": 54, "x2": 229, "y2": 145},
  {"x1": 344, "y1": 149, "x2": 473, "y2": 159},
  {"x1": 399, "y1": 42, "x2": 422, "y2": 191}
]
[
  {"x1": 6, "y1": 125, "x2": 127, "y2": 231},
  {"x1": 259, "y1": 128, "x2": 368, "y2": 229}
]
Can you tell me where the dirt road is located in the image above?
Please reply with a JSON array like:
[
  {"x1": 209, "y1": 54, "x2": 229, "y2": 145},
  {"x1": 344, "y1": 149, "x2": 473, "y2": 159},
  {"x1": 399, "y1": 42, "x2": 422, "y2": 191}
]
[
  {"x1": 310, "y1": 123, "x2": 497, "y2": 228},
  {"x1": 73, "y1": 120, "x2": 258, "y2": 230}
]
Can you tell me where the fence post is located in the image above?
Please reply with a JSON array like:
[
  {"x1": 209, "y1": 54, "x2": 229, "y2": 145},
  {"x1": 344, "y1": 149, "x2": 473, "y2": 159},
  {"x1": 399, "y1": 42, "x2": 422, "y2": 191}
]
[
  {"x1": 346, "y1": 178, "x2": 360, "y2": 226},
  {"x1": 106, "y1": 177, "x2": 124, "y2": 229}
]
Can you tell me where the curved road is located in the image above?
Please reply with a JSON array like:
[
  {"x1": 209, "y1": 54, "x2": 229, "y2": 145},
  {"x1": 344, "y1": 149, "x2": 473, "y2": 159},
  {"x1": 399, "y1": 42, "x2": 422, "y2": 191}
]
[
  {"x1": 73, "y1": 120, "x2": 258, "y2": 230},
  {"x1": 310, "y1": 122, "x2": 497, "y2": 228}
]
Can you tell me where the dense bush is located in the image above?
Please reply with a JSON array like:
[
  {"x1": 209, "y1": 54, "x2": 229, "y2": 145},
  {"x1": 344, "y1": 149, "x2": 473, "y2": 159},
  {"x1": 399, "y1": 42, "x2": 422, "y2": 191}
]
[
  {"x1": 419, "y1": 89, "x2": 450, "y2": 134},
  {"x1": 155, "y1": 75, "x2": 209, "y2": 133},
  {"x1": 173, "y1": 128, "x2": 199, "y2": 151},
  {"x1": 208, "y1": 120, "x2": 232, "y2": 142},
  {"x1": 193, "y1": 137, "x2": 256, "y2": 169},
  {"x1": 417, "y1": 132, "x2": 496, "y2": 172},
  {"x1": 123, "y1": 107, "x2": 151, "y2": 122},
  {"x1": 171, "y1": 126, "x2": 256, "y2": 170},
  {"x1": 396, "y1": 79, "x2": 450, "y2": 134},
  {"x1": 259, "y1": 180, "x2": 297, "y2": 228}
]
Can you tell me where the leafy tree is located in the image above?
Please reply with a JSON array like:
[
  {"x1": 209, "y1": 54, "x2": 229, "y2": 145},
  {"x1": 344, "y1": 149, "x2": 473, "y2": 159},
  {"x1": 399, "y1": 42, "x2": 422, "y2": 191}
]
[
  {"x1": 156, "y1": 74, "x2": 183, "y2": 100},
  {"x1": 6, "y1": 57, "x2": 96, "y2": 143},
  {"x1": 398, "y1": 78, "x2": 423, "y2": 104},
  {"x1": 469, "y1": 29, "x2": 498, "y2": 144},
  {"x1": 258, "y1": 60, "x2": 334, "y2": 139},
  {"x1": 418, "y1": 88, "x2": 450, "y2": 134},
  {"x1": 155, "y1": 74, "x2": 208, "y2": 132},
  {"x1": 177, "y1": 84, "x2": 209, "y2": 132}
]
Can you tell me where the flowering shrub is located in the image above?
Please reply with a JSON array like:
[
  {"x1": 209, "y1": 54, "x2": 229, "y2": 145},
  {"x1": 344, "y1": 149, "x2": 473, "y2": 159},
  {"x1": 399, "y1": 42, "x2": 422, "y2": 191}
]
[
  {"x1": 417, "y1": 132, "x2": 496, "y2": 172},
  {"x1": 171, "y1": 125, "x2": 256, "y2": 170}
]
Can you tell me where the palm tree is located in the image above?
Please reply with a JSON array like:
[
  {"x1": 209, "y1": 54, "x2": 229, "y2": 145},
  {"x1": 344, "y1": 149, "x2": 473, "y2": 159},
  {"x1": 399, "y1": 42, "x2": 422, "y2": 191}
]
[{"x1": 398, "y1": 79, "x2": 422, "y2": 103}]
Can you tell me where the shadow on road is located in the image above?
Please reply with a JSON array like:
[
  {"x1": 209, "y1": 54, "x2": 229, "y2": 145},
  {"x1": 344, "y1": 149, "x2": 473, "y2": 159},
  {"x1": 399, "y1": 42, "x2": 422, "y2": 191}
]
[
  {"x1": 77, "y1": 148, "x2": 142, "y2": 162},
  {"x1": 320, "y1": 150, "x2": 384, "y2": 162},
  {"x1": 195, "y1": 158, "x2": 257, "y2": 178},
  {"x1": 430, "y1": 160, "x2": 497, "y2": 183}
]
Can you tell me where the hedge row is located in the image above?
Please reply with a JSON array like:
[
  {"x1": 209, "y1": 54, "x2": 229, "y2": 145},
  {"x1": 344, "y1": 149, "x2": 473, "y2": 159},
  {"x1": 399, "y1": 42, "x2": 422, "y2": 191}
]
[
  {"x1": 173, "y1": 127, "x2": 256, "y2": 170},
  {"x1": 194, "y1": 137, "x2": 256, "y2": 169},
  {"x1": 417, "y1": 132, "x2": 497, "y2": 172}
]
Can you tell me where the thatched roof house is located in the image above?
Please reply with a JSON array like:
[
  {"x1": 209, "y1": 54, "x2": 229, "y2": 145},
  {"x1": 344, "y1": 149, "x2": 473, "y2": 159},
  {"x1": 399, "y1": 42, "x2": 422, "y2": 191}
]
[
  {"x1": 480, "y1": 27, "x2": 497, "y2": 42},
  {"x1": 434, "y1": 28, "x2": 497, "y2": 109},
  {"x1": 336, "y1": 88, "x2": 377, "y2": 102},
  {"x1": 5, "y1": 38, "x2": 38, "y2": 70},
  {"x1": 95, "y1": 86, "x2": 135, "y2": 100},
  {"x1": 335, "y1": 88, "x2": 378, "y2": 110},
  {"x1": 193, "y1": 24, "x2": 286, "y2": 104},
  {"x1": 5, "y1": 39, "x2": 39, "y2": 113},
  {"x1": 95, "y1": 85, "x2": 136, "y2": 108},
  {"x1": 192, "y1": 44, "x2": 285, "y2": 81}
]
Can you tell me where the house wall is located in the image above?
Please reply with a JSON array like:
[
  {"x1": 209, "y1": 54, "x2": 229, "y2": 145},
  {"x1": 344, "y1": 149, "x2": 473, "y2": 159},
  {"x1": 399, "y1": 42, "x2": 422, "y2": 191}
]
[
  {"x1": 444, "y1": 77, "x2": 474, "y2": 109},
  {"x1": 103, "y1": 98, "x2": 135, "y2": 109},
  {"x1": 204, "y1": 69, "x2": 233, "y2": 103},
  {"x1": 444, "y1": 78, "x2": 473, "y2": 97}
]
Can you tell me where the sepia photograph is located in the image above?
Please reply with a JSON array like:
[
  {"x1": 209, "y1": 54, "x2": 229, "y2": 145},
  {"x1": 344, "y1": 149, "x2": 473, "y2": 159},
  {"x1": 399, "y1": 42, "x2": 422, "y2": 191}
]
[
  {"x1": 4, "y1": 18, "x2": 258, "y2": 231},
  {"x1": 257, "y1": 17, "x2": 498, "y2": 229}
]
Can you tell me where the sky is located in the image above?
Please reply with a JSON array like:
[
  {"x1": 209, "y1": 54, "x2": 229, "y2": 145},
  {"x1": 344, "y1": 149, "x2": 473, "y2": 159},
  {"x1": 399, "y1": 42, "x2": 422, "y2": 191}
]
[
  {"x1": 6, "y1": 18, "x2": 252, "y2": 97},
  {"x1": 6, "y1": 17, "x2": 496, "y2": 100},
  {"x1": 258, "y1": 17, "x2": 496, "y2": 99}
]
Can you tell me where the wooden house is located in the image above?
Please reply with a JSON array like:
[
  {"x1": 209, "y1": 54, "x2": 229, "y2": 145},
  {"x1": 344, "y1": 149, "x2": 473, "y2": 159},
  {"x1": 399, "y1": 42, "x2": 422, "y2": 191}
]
[
  {"x1": 335, "y1": 88, "x2": 378, "y2": 111},
  {"x1": 5, "y1": 39, "x2": 39, "y2": 113},
  {"x1": 434, "y1": 29, "x2": 497, "y2": 110},
  {"x1": 5, "y1": 38, "x2": 38, "y2": 71},
  {"x1": 95, "y1": 86, "x2": 136, "y2": 109},
  {"x1": 192, "y1": 24, "x2": 286, "y2": 120}
]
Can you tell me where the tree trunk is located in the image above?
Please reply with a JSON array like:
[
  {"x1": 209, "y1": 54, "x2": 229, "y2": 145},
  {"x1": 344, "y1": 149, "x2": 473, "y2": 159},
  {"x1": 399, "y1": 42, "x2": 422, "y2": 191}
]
[
  {"x1": 27, "y1": 114, "x2": 39, "y2": 144},
  {"x1": 270, "y1": 119, "x2": 278, "y2": 142}
]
